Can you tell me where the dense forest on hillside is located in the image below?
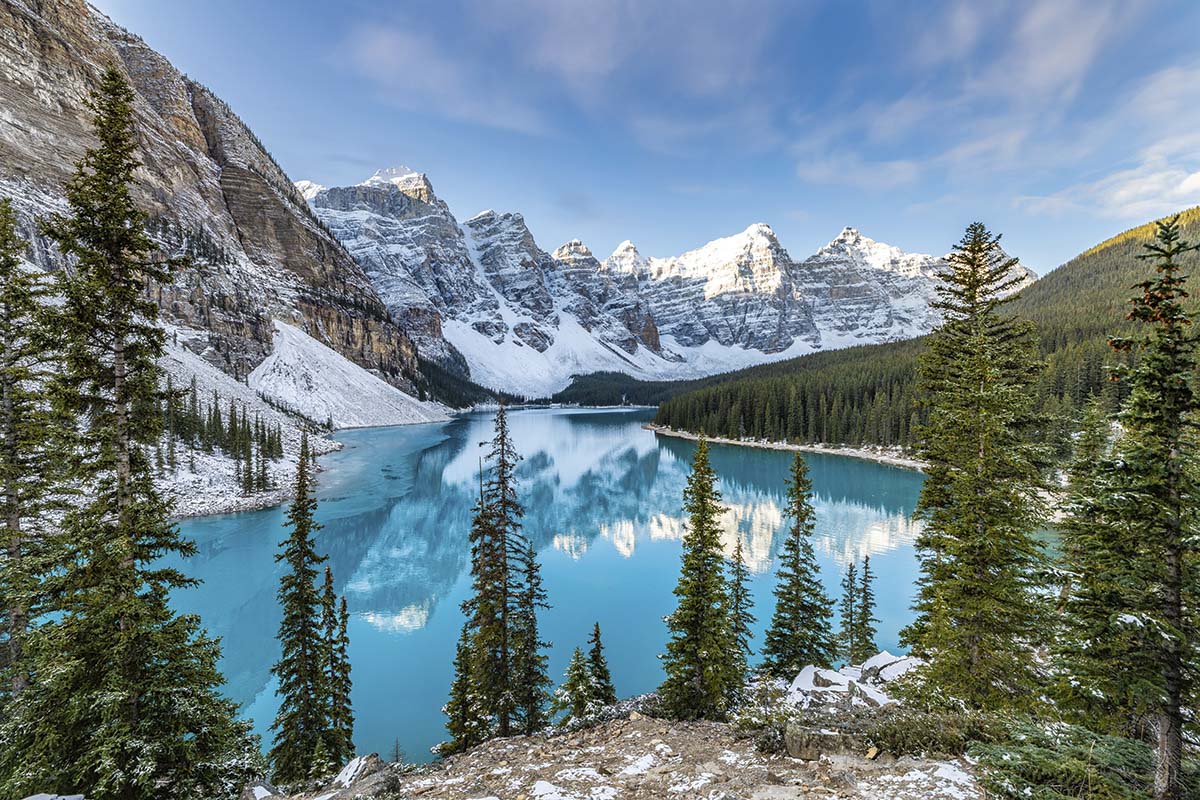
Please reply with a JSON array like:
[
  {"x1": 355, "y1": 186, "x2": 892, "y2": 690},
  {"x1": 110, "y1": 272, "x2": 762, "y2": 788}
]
[{"x1": 650, "y1": 207, "x2": 1200, "y2": 451}]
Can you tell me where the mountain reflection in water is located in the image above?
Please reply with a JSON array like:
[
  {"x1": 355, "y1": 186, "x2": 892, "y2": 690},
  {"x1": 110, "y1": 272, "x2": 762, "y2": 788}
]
[{"x1": 171, "y1": 407, "x2": 924, "y2": 762}]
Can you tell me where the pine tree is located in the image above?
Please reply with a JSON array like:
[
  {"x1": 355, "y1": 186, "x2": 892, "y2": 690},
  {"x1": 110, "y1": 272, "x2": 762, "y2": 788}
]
[
  {"x1": 659, "y1": 437, "x2": 739, "y2": 720},
  {"x1": 551, "y1": 647, "x2": 597, "y2": 725},
  {"x1": 390, "y1": 738, "x2": 404, "y2": 764},
  {"x1": 319, "y1": 567, "x2": 353, "y2": 765},
  {"x1": 329, "y1": 596, "x2": 354, "y2": 766},
  {"x1": 586, "y1": 622, "x2": 616, "y2": 705},
  {"x1": 838, "y1": 561, "x2": 858, "y2": 663},
  {"x1": 307, "y1": 737, "x2": 336, "y2": 782},
  {"x1": 441, "y1": 623, "x2": 489, "y2": 755},
  {"x1": 465, "y1": 405, "x2": 526, "y2": 737},
  {"x1": 1053, "y1": 398, "x2": 1142, "y2": 733},
  {"x1": 851, "y1": 555, "x2": 878, "y2": 663},
  {"x1": 510, "y1": 540, "x2": 550, "y2": 735},
  {"x1": 899, "y1": 222, "x2": 1046, "y2": 709},
  {"x1": 761, "y1": 453, "x2": 836, "y2": 678},
  {"x1": 1102, "y1": 218, "x2": 1199, "y2": 800},
  {"x1": 728, "y1": 535, "x2": 755, "y2": 686},
  {"x1": 0, "y1": 198, "x2": 54, "y2": 699},
  {"x1": 269, "y1": 432, "x2": 330, "y2": 785},
  {"x1": 0, "y1": 66, "x2": 256, "y2": 800}
]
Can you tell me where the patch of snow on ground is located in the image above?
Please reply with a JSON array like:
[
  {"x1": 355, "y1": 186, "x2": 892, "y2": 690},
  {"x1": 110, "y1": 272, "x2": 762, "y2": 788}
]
[
  {"x1": 249, "y1": 320, "x2": 448, "y2": 429},
  {"x1": 617, "y1": 753, "x2": 655, "y2": 775}
]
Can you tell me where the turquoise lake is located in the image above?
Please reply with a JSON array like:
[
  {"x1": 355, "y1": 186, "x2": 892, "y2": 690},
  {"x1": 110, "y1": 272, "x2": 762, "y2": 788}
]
[{"x1": 171, "y1": 407, "x2": 925, "y2": 762}]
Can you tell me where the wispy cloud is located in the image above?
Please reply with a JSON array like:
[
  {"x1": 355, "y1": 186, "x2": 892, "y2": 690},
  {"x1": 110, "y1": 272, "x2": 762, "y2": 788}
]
[
  {"x1": 339, "y1": 0, "x2": 800, "y2": 143},
  {"x1": 1016, "y1": 61, "x2": 1200, "y2": 220},
  {"x1": 343, "y1": 25, "x2": 552, "y2": 135},
  {"x1": 794, "y1": 152, "x2": 920, "y2": 191}
]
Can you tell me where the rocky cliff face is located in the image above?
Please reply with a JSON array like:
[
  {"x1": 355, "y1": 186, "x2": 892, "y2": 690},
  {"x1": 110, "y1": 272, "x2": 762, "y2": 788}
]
[
  {"x1": 303, "y1": 170, "x2": 1037, "y2": 397},
  {"x1": 307, "y1": 173, "x2": 666, "y2": 393},
  {"x1": 0, "y1": 0, "x2": 420, "y2": 388}
]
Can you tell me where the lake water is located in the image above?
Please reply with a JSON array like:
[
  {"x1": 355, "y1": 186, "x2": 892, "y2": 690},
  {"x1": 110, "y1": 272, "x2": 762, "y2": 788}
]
[{"x1": 171, "y1": 407, "x2": 925, "y2": 762}]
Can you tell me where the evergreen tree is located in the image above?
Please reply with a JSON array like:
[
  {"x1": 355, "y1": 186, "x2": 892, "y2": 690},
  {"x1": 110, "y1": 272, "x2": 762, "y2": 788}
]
[
  {"x1": 728, "y1": 535, "x2": 755, "y2": 685},
  {"x1": 551, "y1": 647, "x2": 597, "y2": 725},
  {"x1": 441, "y1": 623, "x2": 489, "y2": 755},
  {"x1": 510, "y1": 540, "x2": 550, "y2": 735},
  {"x1": 1102, "y1": 218, "x2": 1199, "y2": 800},
  {"x1": 1053, "y1": 398, "x2": 1143, "y2": 733},
  {"x1": 760, "y1": 453, "x2": 836, "y2": 677},
  {"x1": 899, "y1": 222, "x2": 1046, "y2": 709},
  {"x1": 838, "y1": 561, "x2": 858, "y2": 663},
  {"x1": 329, "y1": 595, "x2": 354, "y2": 766},
  {"x1": 465, "y1": 405, "x2": 526, "y2": 737},
  {"x1": 586, "y1": 622, "x2": 616, "y2": 705},
  {"x1": 269, "y1": 433, "x2": 330, "y2": 784},
  {"x1": 318, "y1": 567, "x2": 353, "y2": 766},
  {"x1": 0, "y1": 198, "x2": 54, "y2": 698},
  {"x1": 851, "y1": 555, "x2": 878, "y2": 663},
  {"x1": 0, "y1": 65, "x2": 256, "y2": 800},
  {"x1": 658, "y1": 437, "x2": 739, "y2": 720}
]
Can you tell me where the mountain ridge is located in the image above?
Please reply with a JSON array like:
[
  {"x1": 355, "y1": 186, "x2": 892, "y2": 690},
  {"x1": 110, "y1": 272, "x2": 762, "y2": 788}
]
[{"x1": 301, "y1": 167, "x2": 1036, "y2": 396}]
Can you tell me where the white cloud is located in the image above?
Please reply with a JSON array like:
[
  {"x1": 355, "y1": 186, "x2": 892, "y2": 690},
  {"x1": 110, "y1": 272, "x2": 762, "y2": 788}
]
[
  {"x1": 340, "y1": 0, "x2": 797, "y2": 142},
  {"x1": 343, "y1": 25, "x2": 551, "y2": 135},
  {"x1": 1020, "y1": 132, "x2": 1200, "y2": 220},
  {"x1": 970, "y1": 0, "x2": 1126, "y2": 103},
  {"x1": 795, "y1": 152, "x2": 920, "y2": 190}
]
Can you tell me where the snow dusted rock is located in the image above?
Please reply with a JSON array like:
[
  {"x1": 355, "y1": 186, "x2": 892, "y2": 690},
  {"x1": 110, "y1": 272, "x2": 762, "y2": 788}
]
[
  {"x1": 283, "y1": 714, "x2": 982, "y2": 799},
  {"x1": 796, "y1": 227, "x2": 1036, "y2": 345},
  {"x1": 621, "y1": 223, "x2": 818, "y2": 354},
  {"x1": 248, "y1": 321, "x2": 448, "y2": 429},
  {"x1": 786, "y1": 651, "x2": 925, "y2": 710},
  {"x1": 860, "y1": 650, "x2": 923, "y2": 684},
  {"x1": 240, "y1": 779, "x2": 280, "y2": 800}
]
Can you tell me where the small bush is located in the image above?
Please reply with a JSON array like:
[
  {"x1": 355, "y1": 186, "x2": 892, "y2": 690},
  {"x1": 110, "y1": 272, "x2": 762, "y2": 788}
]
[
  {"x1": 866, "y1": 708, "x2": 1008, "y2": 756},
  {"x1": 971, "y1": 720, "x2": 1200, "y2": 799}
]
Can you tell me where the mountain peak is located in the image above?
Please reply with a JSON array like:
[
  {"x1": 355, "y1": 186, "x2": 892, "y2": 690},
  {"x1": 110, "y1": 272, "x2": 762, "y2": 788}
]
[
  {"x1": 362, "y1": 165, "x2": 421, "y2": 185},
  {"x1": 552, "y1": 239, "x2": 596, "y2": 262},
  {"x1": 360, "y1": 166, "x2": 436, "y2": 202},
  {"x1": 740, "y1": 222, "x2": 777, "y2": 240},
  {"x1": 294, "y1": 180, "x2": 325, "y2": 202}
]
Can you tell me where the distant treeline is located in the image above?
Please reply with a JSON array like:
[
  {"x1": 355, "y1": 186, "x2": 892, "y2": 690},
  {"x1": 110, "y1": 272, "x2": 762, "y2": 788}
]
[{"x1": 653, "y1": 206, "x2": 1200, "y2": 452}]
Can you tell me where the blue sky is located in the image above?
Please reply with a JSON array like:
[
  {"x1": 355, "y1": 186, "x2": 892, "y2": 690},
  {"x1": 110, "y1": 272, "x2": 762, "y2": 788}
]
[{"x1": 92, "y1": 0, "x2": 1200, "y2": 272}]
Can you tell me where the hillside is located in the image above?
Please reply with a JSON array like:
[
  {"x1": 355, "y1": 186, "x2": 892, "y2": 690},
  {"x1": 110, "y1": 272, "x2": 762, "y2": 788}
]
[{"x1": 650, "y1": 209, "x2": 1200, "y2": 450}]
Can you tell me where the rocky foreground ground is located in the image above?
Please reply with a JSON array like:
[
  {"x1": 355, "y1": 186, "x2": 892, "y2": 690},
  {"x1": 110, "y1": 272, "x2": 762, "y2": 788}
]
[
  {"x1": 250, "y1": 652, "x2": 983, "y2": 800},
  {"x1": 261, "y1": 714, "x2": 980, "y2": 800}
]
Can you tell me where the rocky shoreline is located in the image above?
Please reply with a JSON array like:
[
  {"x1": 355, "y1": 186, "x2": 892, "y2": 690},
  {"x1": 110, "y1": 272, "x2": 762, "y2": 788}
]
[{"x1": 645, "y1": 425, "x2": 926, "y2": 472}]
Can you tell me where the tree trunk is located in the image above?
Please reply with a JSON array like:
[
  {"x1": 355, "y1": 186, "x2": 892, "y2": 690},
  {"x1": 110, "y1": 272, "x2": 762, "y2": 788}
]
[{"x1": 1155, "y1": 448, "x2": 1184, "y2": 800}]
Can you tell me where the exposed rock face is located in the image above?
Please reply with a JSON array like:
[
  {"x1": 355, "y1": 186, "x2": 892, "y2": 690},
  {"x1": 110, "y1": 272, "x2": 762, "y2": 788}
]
[
  {"x1": 0, "y1": 0, "x2": 420, "y2": 388},
  {"x1": 616, "y1": 224, "x2": 818, "y2": 353},
  {"x1": 302, "y1": 171, "x2": 1037, "y2": 397}
]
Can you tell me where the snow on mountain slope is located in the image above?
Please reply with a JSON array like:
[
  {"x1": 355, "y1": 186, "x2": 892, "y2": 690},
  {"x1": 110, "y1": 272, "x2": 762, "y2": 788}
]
[
  {"x1": 249, "y1": 321, "x2": 448, "y2": 428},
  {"x1": 300, "y1": 168, "x2": 1038, "y2": 397},
  {"x1": 0, "y1": 0, "x2": 423, "y2": 395}
]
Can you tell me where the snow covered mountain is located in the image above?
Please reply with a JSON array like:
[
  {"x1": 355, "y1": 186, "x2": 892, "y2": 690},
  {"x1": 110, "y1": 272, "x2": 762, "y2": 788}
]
[
  {"x1": 0, "y1": 0, "x2": 451, "y2": 431},
  {"x1": 0, "y1": 0, "x2": 439, "y2": 416},
  {"x1": 302, "y1": 170, "x2": 1037, "y2": 397}
]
